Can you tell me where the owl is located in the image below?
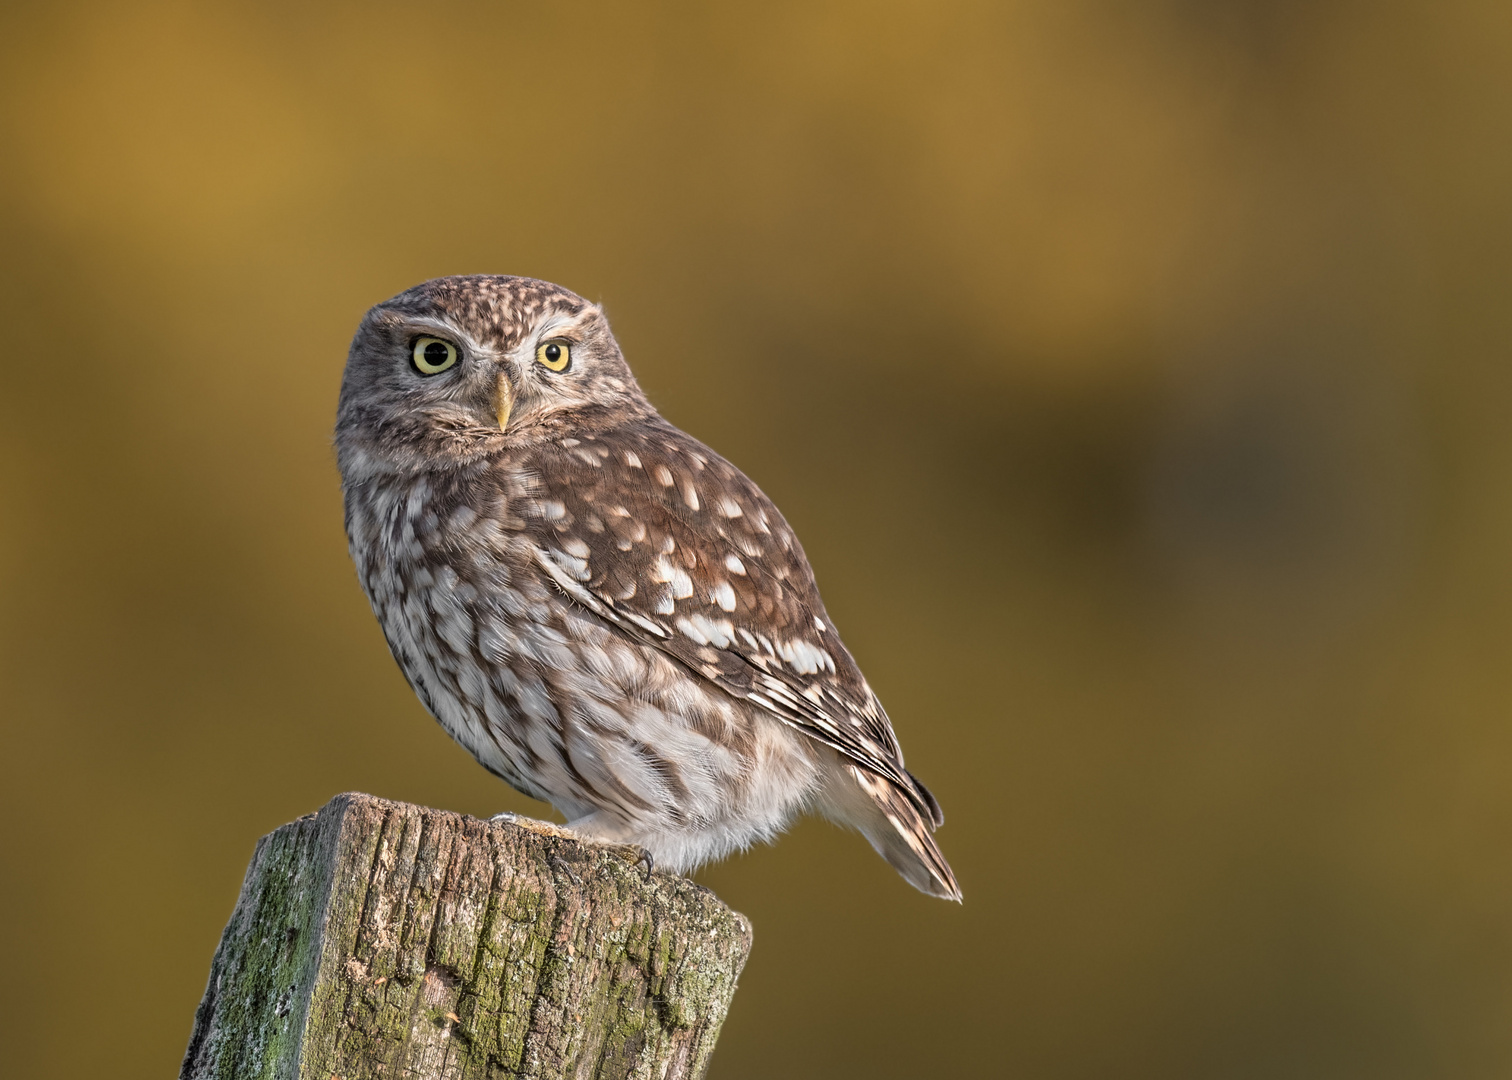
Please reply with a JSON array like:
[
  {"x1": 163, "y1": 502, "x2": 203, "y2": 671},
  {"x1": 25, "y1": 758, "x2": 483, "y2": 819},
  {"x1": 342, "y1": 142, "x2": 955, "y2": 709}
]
[{"x1": 336, "y1": 276, "x2": 959, "y2": 900}]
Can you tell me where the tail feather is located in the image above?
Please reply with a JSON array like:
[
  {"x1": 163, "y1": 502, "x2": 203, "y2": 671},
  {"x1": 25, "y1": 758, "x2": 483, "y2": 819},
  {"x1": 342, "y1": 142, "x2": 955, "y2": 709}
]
[
  {"x1": 906, "y1": 768, "x2": 945, "y2": 828},
  {"x1": 824, "y1": 763, "x2": 961, "y2": 902}
]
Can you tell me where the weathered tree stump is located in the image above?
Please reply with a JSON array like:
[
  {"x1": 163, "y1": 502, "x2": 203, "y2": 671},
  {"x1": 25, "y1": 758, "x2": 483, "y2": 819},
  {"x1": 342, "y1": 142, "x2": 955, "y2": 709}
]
[{"x1": 181, "y1": 793, "x2": 752, "y2": 1080}]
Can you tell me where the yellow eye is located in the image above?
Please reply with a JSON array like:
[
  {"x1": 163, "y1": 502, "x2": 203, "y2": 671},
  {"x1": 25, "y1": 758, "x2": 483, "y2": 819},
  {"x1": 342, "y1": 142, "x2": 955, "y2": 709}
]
[
  {"x1": 535, "y1": 340, "x2": 571, "y2": 372},
  {"x1": 412, "y1": 336, "x2": 458, "y2": 375}
]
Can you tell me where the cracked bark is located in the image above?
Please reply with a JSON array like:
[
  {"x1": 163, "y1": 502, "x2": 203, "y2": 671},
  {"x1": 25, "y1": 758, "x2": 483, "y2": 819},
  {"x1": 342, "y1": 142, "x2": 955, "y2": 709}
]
[{"x1": 180, "y1": 793, "x2": 752, "y2": 1080}]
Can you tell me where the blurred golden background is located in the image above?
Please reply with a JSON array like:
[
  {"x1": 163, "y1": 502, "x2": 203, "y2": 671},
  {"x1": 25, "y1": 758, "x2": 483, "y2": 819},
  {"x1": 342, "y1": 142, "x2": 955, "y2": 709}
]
[{"x1": 2, "y1": 1, "x2": 1510, "y2": 1076}]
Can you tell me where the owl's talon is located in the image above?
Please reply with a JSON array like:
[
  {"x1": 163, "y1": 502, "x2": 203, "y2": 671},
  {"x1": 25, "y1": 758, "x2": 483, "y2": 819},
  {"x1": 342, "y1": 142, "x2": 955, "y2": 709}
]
[
  {"x1": 634, "y1": 847, "x2": 654, "y2": 882},
  {"x1": 550, "y1": 854, "x2": 582, "y2": 885}
]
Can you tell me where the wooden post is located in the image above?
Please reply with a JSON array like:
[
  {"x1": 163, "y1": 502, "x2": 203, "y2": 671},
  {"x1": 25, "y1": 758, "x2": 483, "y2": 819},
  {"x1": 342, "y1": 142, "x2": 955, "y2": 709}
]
[{"x1": 181, "y1": 793, "x2": 752, "y2": 1080}]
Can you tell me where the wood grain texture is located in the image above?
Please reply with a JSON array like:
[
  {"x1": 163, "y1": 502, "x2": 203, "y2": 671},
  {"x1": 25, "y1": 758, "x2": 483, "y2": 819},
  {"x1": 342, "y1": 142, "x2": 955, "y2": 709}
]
[{"x1": 181, "y1": 793, "x2": 752, "y2": 1080}]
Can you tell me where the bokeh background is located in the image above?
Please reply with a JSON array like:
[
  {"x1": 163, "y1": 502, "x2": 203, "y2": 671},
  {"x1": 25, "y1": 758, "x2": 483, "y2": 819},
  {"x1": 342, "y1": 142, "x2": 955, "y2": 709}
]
[{"x1": 2, "y1": 1, "x2": 1510, "y2": 1076}]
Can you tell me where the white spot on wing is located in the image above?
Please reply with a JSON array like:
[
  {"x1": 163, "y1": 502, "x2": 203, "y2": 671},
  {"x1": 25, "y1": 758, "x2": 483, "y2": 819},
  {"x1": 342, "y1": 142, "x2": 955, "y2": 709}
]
[
  {"x1": 724, "y1": 554, "x2": 746, "y2": 575},
  {"x1": 654, "y1": 465, "x2": 675, "y2": 487},
  {"x1": 710, "y1": 581, "x2": 736, "y2": 611},
  {"x1": 677, "y1": 613, "x2": 736, "y2": 648},
  {"x1": 533, "y1": 546, "x2": 602, "y2": 600},
  {"x1": 775, "y1": 638, "x2": 834, "y2": 675},
  {"x1": 548, "y1": 548, "x2": 590, "y2": 581},
  {"x1": 651, "y1": 554, "x2": 695, "y2": 599},
  {"x1": 621, "y1": 609, "x2": 669, "y2": 637},
  {"x1": 624, "y1": 451, "x2": 642, "y2": 468}
]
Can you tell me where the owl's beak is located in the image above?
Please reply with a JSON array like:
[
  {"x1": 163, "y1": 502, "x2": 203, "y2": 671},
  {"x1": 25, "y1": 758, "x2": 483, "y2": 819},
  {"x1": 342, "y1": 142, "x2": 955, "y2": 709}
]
[{"x1": 495, "y1": 372, "x2": 514, "y2": 431}]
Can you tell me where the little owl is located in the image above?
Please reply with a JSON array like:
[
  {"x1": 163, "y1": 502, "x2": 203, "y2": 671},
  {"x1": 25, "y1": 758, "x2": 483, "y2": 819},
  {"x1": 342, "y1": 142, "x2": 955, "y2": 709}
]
[{"x1": 336, "y1": 275, "x2": 959, "y2": 900}]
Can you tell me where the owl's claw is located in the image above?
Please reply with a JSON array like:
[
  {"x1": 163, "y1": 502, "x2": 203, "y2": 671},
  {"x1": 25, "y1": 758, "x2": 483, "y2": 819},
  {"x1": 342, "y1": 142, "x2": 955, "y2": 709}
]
[
  {"x1": 550, "y1": 854, "x2": 583, "y2": 885},
  {"x1": 634, "y1": 847, "x2": 654, "y2": 882}
]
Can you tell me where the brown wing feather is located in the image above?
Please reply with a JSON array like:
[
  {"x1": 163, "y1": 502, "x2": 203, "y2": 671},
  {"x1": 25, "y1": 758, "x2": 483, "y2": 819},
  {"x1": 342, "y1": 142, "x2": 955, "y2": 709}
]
[{"x1": 509, "y1": 417, "x2": 939, "y2": 821}]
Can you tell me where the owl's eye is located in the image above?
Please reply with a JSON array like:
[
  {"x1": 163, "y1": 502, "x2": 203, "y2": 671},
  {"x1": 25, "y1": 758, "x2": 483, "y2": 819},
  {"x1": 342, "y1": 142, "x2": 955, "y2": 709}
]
[
  {"x1": 535, "y1": 340, "x2": 571, "y2": 372},
  {"x1": 412, "y1": 336, "x2": 458, "y2": 375}
]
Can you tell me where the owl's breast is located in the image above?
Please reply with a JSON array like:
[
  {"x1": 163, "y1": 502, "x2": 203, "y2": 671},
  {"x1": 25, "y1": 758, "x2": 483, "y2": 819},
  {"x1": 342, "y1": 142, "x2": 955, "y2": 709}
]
[
  {"x1": 343, "y1": 457, "x2": 825, "y2": 840},
  {"x1": 343, "y1": 468, "x2": 554, "y2": 791}
]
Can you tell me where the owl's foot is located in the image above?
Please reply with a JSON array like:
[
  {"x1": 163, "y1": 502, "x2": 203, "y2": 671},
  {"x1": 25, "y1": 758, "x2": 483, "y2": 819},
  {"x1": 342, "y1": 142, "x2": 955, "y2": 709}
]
[
  {"x1": 562, "y1": 812, "x2": 659, "y2": 880},
  {"x1": 489, "y1": 812, "x2": 654, "y2": 879},
  {"x1": 487, "y1": 811, "x2": 577, "y2": 839},
  {"x1": 549, "y1": 854, "x2": 583, "y2": 885}
]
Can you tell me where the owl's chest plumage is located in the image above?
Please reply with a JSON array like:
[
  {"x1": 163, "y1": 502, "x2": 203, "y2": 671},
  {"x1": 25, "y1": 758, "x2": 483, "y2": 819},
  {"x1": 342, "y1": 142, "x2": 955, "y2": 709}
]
[
  {"x1": 346, "y1": 466, "x2": 539, "y2": 780},
  {"x1": 342, "y1": 452, "x2": 821, "y2": 864}
]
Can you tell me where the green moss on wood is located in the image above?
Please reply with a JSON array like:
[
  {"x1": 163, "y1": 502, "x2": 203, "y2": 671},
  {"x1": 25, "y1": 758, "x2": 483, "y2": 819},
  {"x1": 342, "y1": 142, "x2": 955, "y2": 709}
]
[{"x1": 181, "y1": 793, "x2": 752, "y2": 1080}]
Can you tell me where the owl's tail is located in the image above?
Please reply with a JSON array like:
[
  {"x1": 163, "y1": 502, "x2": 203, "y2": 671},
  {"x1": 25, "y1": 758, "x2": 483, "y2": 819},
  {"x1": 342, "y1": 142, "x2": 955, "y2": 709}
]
[{"x1": 823, "y1": 762, "x2": 962, "y2": 902}]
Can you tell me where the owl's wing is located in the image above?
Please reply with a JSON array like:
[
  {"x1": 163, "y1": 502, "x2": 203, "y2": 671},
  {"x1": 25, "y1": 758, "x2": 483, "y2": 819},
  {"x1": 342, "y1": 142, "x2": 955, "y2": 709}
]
[{"x1": 510, "y1": 418, "x2": 942, "y2": 826}]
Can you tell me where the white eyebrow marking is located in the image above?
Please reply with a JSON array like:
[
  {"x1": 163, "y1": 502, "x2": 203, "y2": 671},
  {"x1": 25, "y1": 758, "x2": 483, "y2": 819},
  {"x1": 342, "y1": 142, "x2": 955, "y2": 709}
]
[
  {"x1": 529, "y1": 311, "x2": 586, "y2": 346},
  {"x1": 400, "y1": 315, "x2": 490, "y2": 358}
]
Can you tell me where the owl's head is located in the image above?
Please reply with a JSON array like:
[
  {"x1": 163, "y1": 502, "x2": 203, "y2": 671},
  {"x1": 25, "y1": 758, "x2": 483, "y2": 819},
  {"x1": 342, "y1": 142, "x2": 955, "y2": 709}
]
[{"x1": 336, "y1": 275, "x2": 649, "y2": 475}]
